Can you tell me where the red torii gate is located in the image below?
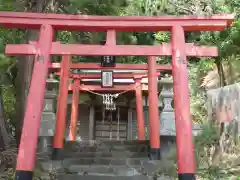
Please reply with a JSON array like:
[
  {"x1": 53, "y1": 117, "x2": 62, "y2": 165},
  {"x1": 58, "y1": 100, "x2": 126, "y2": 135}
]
[
  {"x1": 51, "y1": 57, "x2": 170, "y2": 161},
  {"x1": 1, "y1": 11, "x2": 234, "y2": 180},
  {"x1": 54, "y1": 62, "x2": 163, "y2": 142}
]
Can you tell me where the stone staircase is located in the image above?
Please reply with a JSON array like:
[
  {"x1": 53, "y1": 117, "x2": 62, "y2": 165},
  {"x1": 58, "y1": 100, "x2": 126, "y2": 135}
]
[{"x1": 38, "y1": 140, "x2": 163, "y2": 180}]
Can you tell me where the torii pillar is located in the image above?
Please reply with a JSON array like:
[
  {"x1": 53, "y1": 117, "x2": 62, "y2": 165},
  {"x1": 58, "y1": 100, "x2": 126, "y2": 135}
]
[
  {"x1": 15, "y1": 24, "x2": 54, "y2": 180},
  {"x1": 135, "y1": 78, "x2": 145, "y2": 140},
  {"x1": 148, "y1": 56, "x2": 161, "y2": 160},
  {"x1": 172, "y1": 26, "x2": 195, "y2": 180},
  {"x1": 68, "y1": 77, "x2": 80, "y2": 141},
  {"x1": 52, "y1": 56, "x2": 71, "y2": 160}
]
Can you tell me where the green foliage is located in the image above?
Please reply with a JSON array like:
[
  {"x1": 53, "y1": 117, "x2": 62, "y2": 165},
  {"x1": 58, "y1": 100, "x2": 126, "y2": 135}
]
[
  {"x1": 0, "y1": 55, "x2": 16, "y2": 131},
  {"x1": 155, "y1": 32, "x2": 170, "y2": 43},
  {"x1": 66, "y1": 0, "x2": 127, "y2": 15},
  {"x1": 155, "y1": 122, "x2": 240, "y2": 179},
  {"x1": 194, "y1": 121, "x2": 240, "y2": 180},
  {"x1": 188, "y1": 60, "x2": 215, "y2": 123},
  {"x1": 195, "y1": 122, "x2": 220, "y2": 148}
]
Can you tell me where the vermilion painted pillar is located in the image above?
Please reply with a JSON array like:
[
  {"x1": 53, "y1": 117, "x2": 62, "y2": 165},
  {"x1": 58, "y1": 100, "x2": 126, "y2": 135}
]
[
  {"x1": 69, "y1": 78, "x2": 80, "y2": 141},
  {"x1": 15, "y1": 24, "x2": 54, "y2": 180},
  {"x1": 135, "y1": 78, "x2": 145, "y2": 140},
  {"x1": 172, "y1": 25, "x2": 196, "y2": 180},
  {"x1": 52, "y1": 55, "x2": 71, "y2": 160},
  {"x1": 148, "y1": 56, "x2": 161, "y2": 160}
]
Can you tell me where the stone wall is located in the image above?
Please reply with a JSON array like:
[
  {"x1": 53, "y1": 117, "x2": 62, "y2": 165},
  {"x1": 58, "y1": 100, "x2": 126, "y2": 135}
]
[{"x1": 207, "y1": 83, "x2": 240, "y2": 135}]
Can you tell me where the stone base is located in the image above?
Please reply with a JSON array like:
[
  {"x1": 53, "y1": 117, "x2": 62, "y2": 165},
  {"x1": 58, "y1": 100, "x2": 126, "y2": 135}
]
[
  {"x1": 15, "y1": 170, "x2": 33, "y2": 180},
  {"x1": 51, "y1": 148, "x2": 64, "y2": 160},
  {"x1": 149, "y1": 148, "x2": 161, "y2": 160},
  {"x1": 178, "y1": 173, "x2": 196, "y2": 180}
]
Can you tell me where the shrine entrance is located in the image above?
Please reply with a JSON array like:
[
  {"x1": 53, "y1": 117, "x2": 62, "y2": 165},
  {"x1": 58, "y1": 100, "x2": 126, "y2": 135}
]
[
  {"x1": 55, "y1": 65, "x2": 161, "y2": 142},
  {"x1": 0, "y1": 11, "x2": 234, "y2": 180},
  {"x1": 94, "y1": 106, "x2": 128, "y2": 140}
]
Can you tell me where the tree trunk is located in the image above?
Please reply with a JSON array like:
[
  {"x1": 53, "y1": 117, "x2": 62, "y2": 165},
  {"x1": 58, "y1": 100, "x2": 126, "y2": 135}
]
[
  {"x1": 0, "y1": 88, "x2": 11, "y2": 150},
  {"x1": 14, "y1": 0, "x2": 47, "y2": 147},
  {"x1": 215, "y1": 58, "x2": 227, "y2": 87}
]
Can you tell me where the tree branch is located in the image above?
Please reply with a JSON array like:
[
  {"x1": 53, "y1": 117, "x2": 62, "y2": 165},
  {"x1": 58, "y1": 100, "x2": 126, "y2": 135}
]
[{"x1": 168, "y1": 1, "x2": 195, "y2": 14}]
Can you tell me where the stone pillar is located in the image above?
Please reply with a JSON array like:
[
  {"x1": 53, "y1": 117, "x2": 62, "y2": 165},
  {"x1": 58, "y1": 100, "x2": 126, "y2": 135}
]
[
  {"x1": 38, "y1": 90, "x2": 57, "y2": 154},
  {"x1": 159, "y1": 76, "x2": 175, "y2": 136}
]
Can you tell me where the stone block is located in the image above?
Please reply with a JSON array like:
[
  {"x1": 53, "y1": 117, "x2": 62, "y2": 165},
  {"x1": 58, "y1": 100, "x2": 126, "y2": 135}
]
[
  {"x1": 141, "y1": 160, "x2": 162, "y2": 175},
  {"x1": 39, "y1": 115, "x2": 56, "y2": 136},
  {"x1": 38, "y1": 136, "x2": 53, "y2": 154},
  {"x1": 162, "y1": 98, "x2": 174, "y2": 112},
  {"x1": 39, "y1": 160, "x2": 63, "y2": 172},
  {"x1": 63, "y1": 158, "x2": 94, "y2": 166},
  {"x1": 160, "y1": 112, "x2": 176, "y2": 136},
  {"x1": 113, "y1": 166, "x2": 141, "y2": 176},
  {"x1": 110, "y1": 159, "x2": 126, "y2": 165},
  {"x1": 43, "y1": 98, "x2": 54, "y2": 112},
  {"x1": 69, "y1": 165, "x2": 114, "y2": 174},
  {"x1": 41, "y1": 112, "x2": 56, "y2": 122}
]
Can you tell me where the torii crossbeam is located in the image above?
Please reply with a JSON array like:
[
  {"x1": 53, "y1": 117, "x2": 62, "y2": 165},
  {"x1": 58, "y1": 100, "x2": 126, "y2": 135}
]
[
  {"x1": 51, "y1": 62, "x2": 171, "y2": 71},
  {"x1": 6, "y1": 42, "x2": 218, "y2": 56},
  {"x1": 55, "y1": 71, "x2": 161, "y2": 80}
]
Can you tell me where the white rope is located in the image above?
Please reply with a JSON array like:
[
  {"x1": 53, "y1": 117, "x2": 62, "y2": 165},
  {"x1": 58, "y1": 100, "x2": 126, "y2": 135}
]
[
  {"x1": 117, "y1": 107, "x2": 120, "y2": 140},
  {"x1": 102, "y1": 106, "x2": 105, "y2": 138},
  {"x1": 78, "y1": 84, "x2": 141, "y2": 98},
  {"x1": 110, "y1": 111, "x2": 112, "y2": 140},
  {"x1": 79, "y1": 84, "x2": 141, "y2": 111}
]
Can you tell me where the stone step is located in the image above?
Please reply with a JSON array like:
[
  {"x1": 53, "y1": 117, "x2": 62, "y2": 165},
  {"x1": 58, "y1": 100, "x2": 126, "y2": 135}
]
[
  {"x1": 36, "y1": 140, "x2": 165, "y2": 180},
  {"x1": 64, "y1": 144, "x2": 149, "y2": 153},
  {"x1": 63, "y1": 151, "x2": 149, "y2": 158},
  {"x1": 57, "y1": 174, "x2": 148, "y2": 180},
  {"x1": 94, "y1": 140, "x2": 150, "y2": 146},
  {"x1": 66, "y1": 165, "x2": 144, "y2": 176},
  {"x1": 65, "y1": 140, "x2": 149, "y2": 148},
  {"x1": 39, "y1": 163, "x2": 170, "y2": 180},
  {"x1": 39, "y1": 159, "x2": 162, "y2": 176},
  {"x1": 39, "y1": 158, "x2": 148, "y2": 170},
  {"x1": 62, "y1": 157, "x2": 148, "y2": 166},
  {"x1": 65, "y1": 141, "x2": 149, "y2": 148},
  {"x1": 64, "y1": 151, "x2": 113, "y2": 158},
  {"x1": 39, "y1": 161, "x2": 144, "y2": 174}
]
